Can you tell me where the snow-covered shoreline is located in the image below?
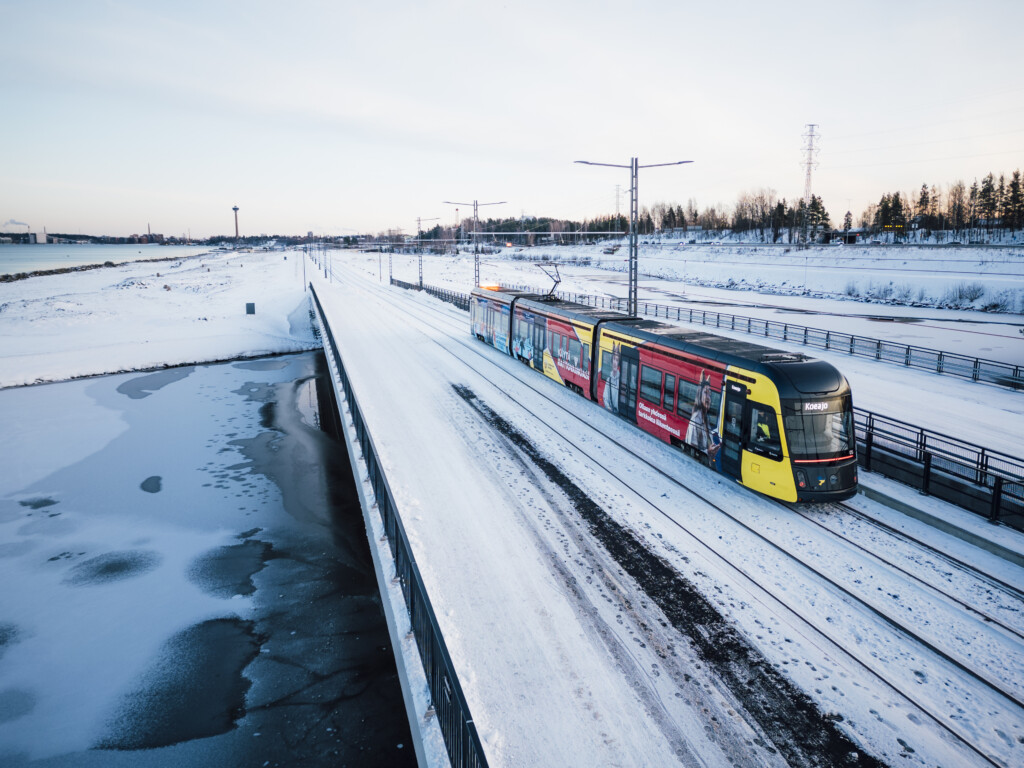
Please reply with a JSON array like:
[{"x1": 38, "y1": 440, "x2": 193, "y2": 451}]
[{"x1": 0, "y1": 249, "x2": 319, "y2": 388}]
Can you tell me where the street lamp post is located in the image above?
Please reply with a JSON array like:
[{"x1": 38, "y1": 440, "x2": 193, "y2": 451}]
[{"x1": 575, "y1": 158, "x2": 691, "y2": 316}]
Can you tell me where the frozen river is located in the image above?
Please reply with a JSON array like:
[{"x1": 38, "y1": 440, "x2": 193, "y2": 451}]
[{"x1": 0, "y1": 351, "x2": 414, "y2": 767}]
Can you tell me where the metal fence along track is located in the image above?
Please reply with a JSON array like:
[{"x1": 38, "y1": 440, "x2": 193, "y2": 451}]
[
  {"x1": 537, "y1": 289, "x2": 1023, "y2": 391},
  {"x1": 310, "y1": 285, "x2": 488, "y2": 768},
  {"x1": 397, "y1": 279, "x2": 1024, "y2": 529}
]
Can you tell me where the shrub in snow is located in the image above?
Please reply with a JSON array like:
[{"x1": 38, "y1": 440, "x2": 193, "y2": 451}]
[{"x1": 943, "y1": 282, "x2": 985, "y2": 305}]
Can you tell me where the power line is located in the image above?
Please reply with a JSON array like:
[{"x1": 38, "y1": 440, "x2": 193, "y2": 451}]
[
  {"x1": 828, "y1": 148, "x2": 1024, "y2": 170},
  {"x1": 829, "y1": 128, "x2": 1024, "y2": 155}
]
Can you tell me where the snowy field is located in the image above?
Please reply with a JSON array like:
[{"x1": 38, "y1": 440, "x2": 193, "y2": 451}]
[{"x1": 2, "y1": 244, "x2": 1024, "y2": 767}]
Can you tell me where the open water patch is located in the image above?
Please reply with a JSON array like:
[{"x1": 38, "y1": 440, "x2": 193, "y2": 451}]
[
  {"x1": 17, "y1": 498, "x2": 57, "y2": 510},
  {"x1": 452, "y1": 383, "x2": 885, "y2": 768},
  {"x1": 115, "y1": 367, "x2": 195, "y2": 400},
  {"x1": 63, "y1": 550, "x2": 161, "y2": 586},
  {"x1": 188, "y1": 538, "x2": 273, "y2": 598},
  {"x1": 96, "y1": 618, "x2": 260, "y2": 750}
]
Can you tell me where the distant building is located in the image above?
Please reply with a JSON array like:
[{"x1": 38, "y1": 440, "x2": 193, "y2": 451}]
[{"x1": 28, "y1": 233, "x2": 47, "y2": 244}]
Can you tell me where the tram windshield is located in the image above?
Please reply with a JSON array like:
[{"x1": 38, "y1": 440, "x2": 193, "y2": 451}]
[{"x1": 781, "y1": 396, "x2": 855, "y2": 461}]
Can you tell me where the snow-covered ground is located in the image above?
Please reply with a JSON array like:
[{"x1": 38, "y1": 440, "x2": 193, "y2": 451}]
[
  {"x1": 310, "y1": 259, "x2": 1024, "y2": 767},
  {"x1": 0, "y1": 248, "x2": 318, "y2": 387},
  {"x1": 3, "y1": 244, "x2": 1024, "y2": 767}
]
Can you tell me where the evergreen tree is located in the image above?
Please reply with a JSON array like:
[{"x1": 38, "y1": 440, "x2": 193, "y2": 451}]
[
  {"x1": 843, "y1": 211, "x2": 853, "y2": 232},
  {"x1": 979, "y1": 173, "x2": 997, "y2": 230},
  {"x1": 772, "y1": 201, "x2": 786, "y2": 242},
  {"x1": 1007, "y1": 170, "x2": 1023, "y2": 231},
  {"x1": 917, "y1": 184, "x2": 930, "y2": 220}
]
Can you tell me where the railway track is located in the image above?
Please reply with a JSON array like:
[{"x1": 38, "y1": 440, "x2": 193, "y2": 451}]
[{"x1": 317, "y1": 263, "x2": 1024, "y2": 767}]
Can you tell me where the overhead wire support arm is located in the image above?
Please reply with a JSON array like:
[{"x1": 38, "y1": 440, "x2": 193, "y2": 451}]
[
  {"x1": 574, "y1": 158, "x2": 692, "y2": 316},
  {"x1": 443, "y1": 198, "x2": 507, "y2": 287}
]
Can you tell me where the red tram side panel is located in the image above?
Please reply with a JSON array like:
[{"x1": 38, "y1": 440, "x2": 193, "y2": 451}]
[{"x1": 596, "y1": 331, "x2": 726, "y2": 471}]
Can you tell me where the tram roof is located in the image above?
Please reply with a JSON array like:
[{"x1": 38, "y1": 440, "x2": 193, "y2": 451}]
[{"x1": 609, "y1": 318, "x2": 848, "y2": 396}]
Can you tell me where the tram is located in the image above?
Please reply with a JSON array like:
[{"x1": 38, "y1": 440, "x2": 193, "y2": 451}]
[{"x1": 470, "y1": 286, "x2": 858, "y2": 503}]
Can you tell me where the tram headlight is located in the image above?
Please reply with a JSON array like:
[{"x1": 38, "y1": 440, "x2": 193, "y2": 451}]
[{"x1": 795, "y1": 469, "x2": 808, "y2": 490}]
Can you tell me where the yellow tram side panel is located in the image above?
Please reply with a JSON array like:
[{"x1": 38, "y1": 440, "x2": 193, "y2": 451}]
[
  {"x1": 734, "y1": 370, "x2": 799, "y2": 503},
  {"x1": 542, "y1": 348, "x2": 565, "y2": 384},
  {"x1": 543, "y1": 319, "x2": 599, "y2": 389}
]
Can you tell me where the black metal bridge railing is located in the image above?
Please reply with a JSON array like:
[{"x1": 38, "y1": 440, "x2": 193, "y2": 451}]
[
  {"x1": 395, "y1": 278, "x2": 1024, "y2": 530},
  {"x1": 310, "y1": 285, "x2": 488, "y2": 768}
]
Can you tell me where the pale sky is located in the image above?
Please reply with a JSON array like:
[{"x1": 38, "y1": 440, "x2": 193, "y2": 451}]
[{"x1": 2, "y1": 0, "x2": 1022, "y2": 238}]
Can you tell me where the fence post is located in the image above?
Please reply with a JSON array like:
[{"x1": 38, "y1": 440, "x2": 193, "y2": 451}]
[
  {"x1": 825, "y1": 331, "x2": 830, "y2": 350},
  {"x1": 972, "y1": 358, "x2": 981, "y2": 381},
  {"x1": 904, "y1": 346, "x2": 911, "y2": 366},
  {"x1": 864, "y1": 430, "x2": 873, "y2": 473},
  {"x1": 921, "y1": 452, "x2": 933, "y2": 496},
  {"x1": 989, "y1": 476, "x2": 1004, "y2": 522},
  {"x1": 876, "y1": 340, "x2": 882, "y2": 360}
]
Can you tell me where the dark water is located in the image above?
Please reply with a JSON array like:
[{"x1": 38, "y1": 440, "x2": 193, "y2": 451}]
[{"x1": 1, "y1": 352, "x2": 414, "y2": 768}]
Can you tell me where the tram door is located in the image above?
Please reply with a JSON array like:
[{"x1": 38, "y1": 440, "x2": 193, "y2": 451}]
[
  {"x1": 531, "y1": 315, "x2": 547, "y2": 370},
  {"x1": 721, "y1": 380, "x2": 746, "y2": 479},
  {"x1": 617, "y1": 347, "x2": 640, "y2": 423}
]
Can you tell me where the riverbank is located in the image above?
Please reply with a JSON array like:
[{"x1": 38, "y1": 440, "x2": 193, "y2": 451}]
[{"x1": 0, "y1": 248, "x2": 319, "y2": 388}]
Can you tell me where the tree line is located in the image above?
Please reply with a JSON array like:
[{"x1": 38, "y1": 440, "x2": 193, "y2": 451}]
[
  {"x1": 861, "y1": 170, "x2": 1023, "y2": 239},
  {"x1": 403, "y1": 167, "x2": 1022, "y2": 243}
]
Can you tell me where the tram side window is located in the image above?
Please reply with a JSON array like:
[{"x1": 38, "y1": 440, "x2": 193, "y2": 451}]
[
  {"x1": 601, "y1": 349, "x2": 612, "y2": 381},
  {"x1": 640, "y1": 365, "x2": 663, "y2": 405},
  {"x1": 583, "y1": 342, "x2": 591, "y2": 372},
  {"x1": 707, "y1": 390, "x2": 721, "y2": 429},
  {"x1": 569, "y1": 338, "x2": 582, "y2": 367},
  {"x1": 664, "y1": 374, "x2": 676, "y2": 412},
  {"x1": 749, "y1": 404, "x2": 781, "y2": 452},
  {"x1": 676, "y1": 378, "x2": 696, "y2": 419}
]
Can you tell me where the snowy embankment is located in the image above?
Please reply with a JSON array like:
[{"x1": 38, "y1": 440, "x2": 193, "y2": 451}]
[{"x1": 0, "y1": 249, "x2": 319, "y2": 388}]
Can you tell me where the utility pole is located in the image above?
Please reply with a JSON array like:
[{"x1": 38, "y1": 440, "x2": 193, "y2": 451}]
[
  {"x1": 800, "y1": 125, "x2": 819, "y2": 246},
  {"x1": 443, "y1": 198, "x2": 506, "y2": 287},
  {"x1": 416, "y1": 216, "x2": 439, "y2": 287},
  {"x1": 575, "y1": 158, "x2": 692, "y2": 316}
]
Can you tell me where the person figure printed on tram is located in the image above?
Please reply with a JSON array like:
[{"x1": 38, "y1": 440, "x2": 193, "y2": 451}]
[
  {"x1": 685, "y1": 371, "x2": 721, "y2": 465},
  {"x1": 602, "y1": 343, "x2": 621, "y2": 414}
]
